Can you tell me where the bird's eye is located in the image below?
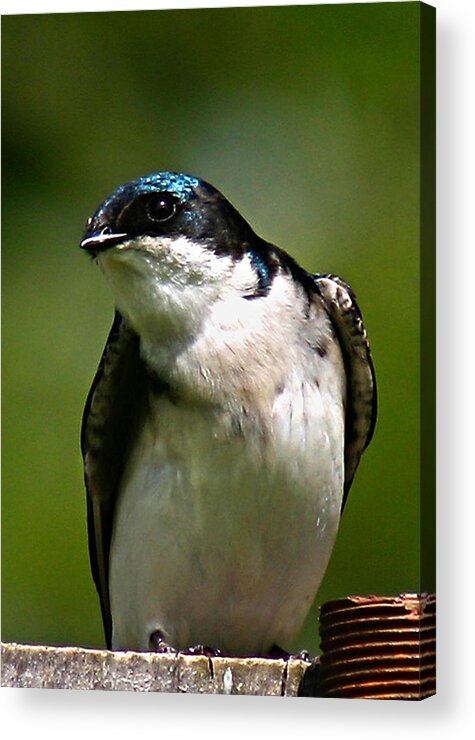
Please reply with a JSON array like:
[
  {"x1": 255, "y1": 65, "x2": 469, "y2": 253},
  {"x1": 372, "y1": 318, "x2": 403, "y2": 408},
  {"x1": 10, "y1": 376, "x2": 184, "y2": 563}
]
[{"x1": 146, "y1": 194, "x2": 177, "y2": 223}]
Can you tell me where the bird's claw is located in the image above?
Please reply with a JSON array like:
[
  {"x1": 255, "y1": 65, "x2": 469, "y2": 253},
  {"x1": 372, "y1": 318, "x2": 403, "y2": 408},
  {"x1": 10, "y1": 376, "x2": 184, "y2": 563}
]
[
  {"x1": 184, "y1": 644, "x2": 222, "y2": 657},
  {"x1": 149, "y1": 630, "x2": 177, "y2": 653}
]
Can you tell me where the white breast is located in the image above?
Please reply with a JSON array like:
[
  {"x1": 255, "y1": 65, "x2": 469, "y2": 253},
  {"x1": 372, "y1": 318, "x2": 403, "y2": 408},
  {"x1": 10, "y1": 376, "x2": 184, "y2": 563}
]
[
  {"x1": 108, "y1": 341, "x2": 345, "y2": 655},
  {"x1": 103, "y1": 251, "x2": 347, "y2": 655}
]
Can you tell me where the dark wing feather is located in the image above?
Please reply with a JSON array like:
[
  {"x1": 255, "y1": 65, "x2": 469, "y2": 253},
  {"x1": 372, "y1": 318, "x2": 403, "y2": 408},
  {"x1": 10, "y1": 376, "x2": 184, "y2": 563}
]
[
  {"x1": 313, "y1": 274, "x2": 377, "y2": 510},
  {"x1": 81, "y1": 311, "x2": 148, "y2": 647}
]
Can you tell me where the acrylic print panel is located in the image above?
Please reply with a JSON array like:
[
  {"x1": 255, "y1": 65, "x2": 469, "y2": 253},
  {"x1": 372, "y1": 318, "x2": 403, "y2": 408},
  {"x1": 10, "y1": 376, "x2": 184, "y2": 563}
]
[{"x1": 1, "y1": 2, "x2": 435, "y2": 698}]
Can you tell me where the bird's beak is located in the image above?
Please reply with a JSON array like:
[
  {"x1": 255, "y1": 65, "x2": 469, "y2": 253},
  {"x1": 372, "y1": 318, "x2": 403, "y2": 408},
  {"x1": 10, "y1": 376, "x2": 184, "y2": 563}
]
[{"x1": 80, "y1": 229, "x2": 129, "y2": 253}]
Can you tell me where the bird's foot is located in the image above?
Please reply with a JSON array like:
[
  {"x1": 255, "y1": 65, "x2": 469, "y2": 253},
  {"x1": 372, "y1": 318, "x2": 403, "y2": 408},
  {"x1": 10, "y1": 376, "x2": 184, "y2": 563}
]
[
  {"x1": 148, "y1": 630, "x2": 177, "y2": 653},
  {"x1": 183, "y1": 644, "x2": 222, "y2": 657},
  {"x1": 267, "y1": 645, "x2": 311, "y2": 661}
]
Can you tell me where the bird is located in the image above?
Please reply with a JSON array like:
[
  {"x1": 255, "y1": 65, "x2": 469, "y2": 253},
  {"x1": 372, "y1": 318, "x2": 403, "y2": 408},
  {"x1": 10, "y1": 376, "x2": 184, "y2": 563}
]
[{"x1": 80, "y1": 171, "x2": 376, "y2": 657}]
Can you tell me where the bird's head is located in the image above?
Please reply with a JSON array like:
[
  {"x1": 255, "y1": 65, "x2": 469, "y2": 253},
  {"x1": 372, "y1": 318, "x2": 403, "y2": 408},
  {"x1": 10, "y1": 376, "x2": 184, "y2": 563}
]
[
  {"x1": 81, "y1": 172, "x2": 257, "y2": 260},
  {"x1": 81, "y1": 172, "x2": 280, "y2": 343}
]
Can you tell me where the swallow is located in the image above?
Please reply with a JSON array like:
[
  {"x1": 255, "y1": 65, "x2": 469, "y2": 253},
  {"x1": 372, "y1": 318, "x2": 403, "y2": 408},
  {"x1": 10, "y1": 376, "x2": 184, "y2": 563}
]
[{"x1": 80, "y1": 172, "x2": 376, "y2": 656}]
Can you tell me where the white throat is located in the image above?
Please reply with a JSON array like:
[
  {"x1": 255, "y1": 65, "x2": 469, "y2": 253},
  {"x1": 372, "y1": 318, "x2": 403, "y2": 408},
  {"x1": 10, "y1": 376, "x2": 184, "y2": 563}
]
[
  {"x1": 96, "y1": 235, "x2": 271, "y2": 378},
  {"x1": 97, "y1": 235, "x2": 231, "y2": 340}
]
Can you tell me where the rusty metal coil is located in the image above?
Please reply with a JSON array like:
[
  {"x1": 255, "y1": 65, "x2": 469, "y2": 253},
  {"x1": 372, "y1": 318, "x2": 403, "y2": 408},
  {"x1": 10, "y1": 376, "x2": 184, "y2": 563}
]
[{"x1": 318, "y1": 593, "x2": 436, "y2": 700}]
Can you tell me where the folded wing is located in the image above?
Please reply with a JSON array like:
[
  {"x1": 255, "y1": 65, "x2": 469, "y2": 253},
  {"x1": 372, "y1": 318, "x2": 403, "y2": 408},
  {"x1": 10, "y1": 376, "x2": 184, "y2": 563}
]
[
  {"x1": 81, "y1": 312, "x2": 148, "y2": 647},
  {"x1": 313, "y1": 274, "x2": 377, "y2": 508}
]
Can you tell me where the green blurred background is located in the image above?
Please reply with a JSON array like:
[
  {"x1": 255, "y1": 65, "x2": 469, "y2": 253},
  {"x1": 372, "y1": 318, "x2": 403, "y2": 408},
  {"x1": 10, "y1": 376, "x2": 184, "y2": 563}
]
[{"x1": 2, "y1": 3, "x2": 423, "y2": 655}]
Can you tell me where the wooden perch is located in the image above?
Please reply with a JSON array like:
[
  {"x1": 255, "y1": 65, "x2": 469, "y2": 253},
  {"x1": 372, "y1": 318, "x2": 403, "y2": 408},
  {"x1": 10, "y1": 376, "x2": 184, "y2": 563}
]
[
  {"x1": 1, "y1": 594, "x2": 434, "y2": 698},
  {"x1": 1, "y1": 642, "x2": 317, "y2": 696}
]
